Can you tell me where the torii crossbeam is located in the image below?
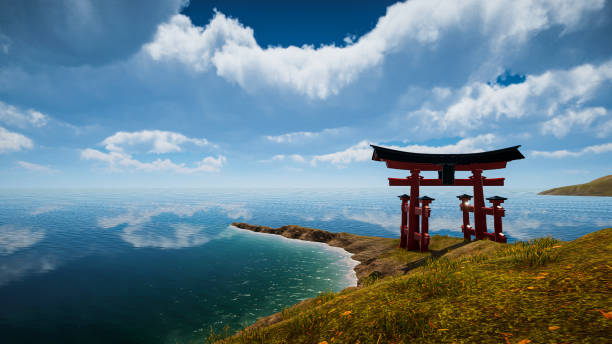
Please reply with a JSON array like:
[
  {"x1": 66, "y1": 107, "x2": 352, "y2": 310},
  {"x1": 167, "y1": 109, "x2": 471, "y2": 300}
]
[{"x1": 371, "y1": 145, "x2": 524, "y2": 252}]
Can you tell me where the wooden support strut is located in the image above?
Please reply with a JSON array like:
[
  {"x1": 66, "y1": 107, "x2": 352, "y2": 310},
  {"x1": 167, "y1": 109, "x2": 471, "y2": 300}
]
[
  {"x1": 398, "y1": 194, "x2": 410, "y2": 248},
  {"x1": 418, "y1": 196, "x2": 434, "y2": 252},
  {"x1": 486, "y1": 196, "x2": 508, "y2": 243}
]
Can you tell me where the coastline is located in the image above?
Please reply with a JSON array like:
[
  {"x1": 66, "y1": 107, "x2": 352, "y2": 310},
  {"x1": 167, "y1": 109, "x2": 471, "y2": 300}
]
[
  {"x1": 231, "y1": 222, "x2": 468, "y2": 285},
  {"x1": 231, "y1": 222, "x2": 403, "y2": 285},
  {"x1": 228, "y1": 224, "x2": 359, "y2": 287}
]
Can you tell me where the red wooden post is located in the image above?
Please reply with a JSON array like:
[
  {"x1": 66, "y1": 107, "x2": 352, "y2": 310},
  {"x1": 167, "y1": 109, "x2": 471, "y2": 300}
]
[
  {"x1": 398, "y1": 194, "x2": 410, "y2": 248},
  {"x1": 487, "y1": 196, "x2": 508, "y2": 243},
  {"x1": 457, "y1": 194, "x2": 473, "y2": 241},
  {"x1": 407, "y1": 169, "x2": 421, "y2": 251},
  {"x1": 471, "y1": 169, "x2": 488, "y2": 240},
  {"x1": 419, "y1": 196, "x2": 434, "y2": 252}
]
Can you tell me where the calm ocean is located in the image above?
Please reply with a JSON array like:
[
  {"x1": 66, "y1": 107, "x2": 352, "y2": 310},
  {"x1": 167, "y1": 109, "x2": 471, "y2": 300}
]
[{"x1": 1, "y1": 188, "x2": 610, "y2": 343}]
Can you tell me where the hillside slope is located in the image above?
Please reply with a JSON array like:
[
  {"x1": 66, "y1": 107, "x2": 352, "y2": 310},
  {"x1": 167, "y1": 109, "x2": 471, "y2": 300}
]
[
  {"x1": 214, "y1": 228, "x2": 611, "y2": 344},
  {"x1": 539, "y1": 175, "x2": 612, "y2": 196}
]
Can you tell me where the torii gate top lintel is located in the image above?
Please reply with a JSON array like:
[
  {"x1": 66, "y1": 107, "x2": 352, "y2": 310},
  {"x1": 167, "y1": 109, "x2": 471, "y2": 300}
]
[
  {"x1": 371, "y1": 144, "x2": 524, "y2": 165},
  {"x1": 371, "y1": 144, "x2": 524, "y2": 186}
]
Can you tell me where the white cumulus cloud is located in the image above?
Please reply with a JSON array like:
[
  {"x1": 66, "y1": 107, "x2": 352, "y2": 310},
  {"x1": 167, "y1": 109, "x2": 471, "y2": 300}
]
[
  {"x1": 82, "y1": 130, "x2": 224, "y2": 173},
  {"x1": 81, "y1": 148, "x2": 226, "y2": 173},
  {"x1": 403, "y1": 59, "x2": 612, "y2": 136},
  {"x1": 541, "y1": 107, "x2": 607, "y2": 138},
  {"x1": 144, "y1": 0, "x2": 603, "y2": 99},
  {"x1": 0, "y1": 126, "x2": 33, "y2": 153}
]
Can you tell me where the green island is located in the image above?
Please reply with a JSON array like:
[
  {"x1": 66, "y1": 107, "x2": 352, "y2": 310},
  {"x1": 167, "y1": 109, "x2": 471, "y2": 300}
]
[
  {"x1": 208, "y1": 223, "x2": 611, "y2": 344},
  {"x1": 539, "y1": 175, "x2": 612, "y2": 197}
]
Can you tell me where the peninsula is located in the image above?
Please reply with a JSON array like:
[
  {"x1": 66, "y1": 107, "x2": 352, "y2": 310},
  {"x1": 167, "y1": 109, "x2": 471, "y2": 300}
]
[
  {"x1": 539, "y1": 175, "x2": 612, "y2": 196},
  {"x1": 231, "y1": 222, "x2": 478, "y2": 285}
]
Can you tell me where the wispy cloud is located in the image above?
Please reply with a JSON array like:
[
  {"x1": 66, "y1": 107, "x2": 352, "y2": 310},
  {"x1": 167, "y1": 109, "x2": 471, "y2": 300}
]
[
  {"x1": 17, "y1": 161, "x2": 59, "y2": 174},
  {"x1": 265, "y1": 128, "x2": 341, "y2": 143},
  {"x1": 532, "y1": 142, "x2": 612, "y2": 158},
  {"x1": 260, "y1": 154, "x2": 306, "y2": 163}
]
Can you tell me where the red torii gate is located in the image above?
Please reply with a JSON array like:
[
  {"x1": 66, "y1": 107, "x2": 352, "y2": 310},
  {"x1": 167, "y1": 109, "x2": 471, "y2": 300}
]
[{"x1": 371, "y1": 145, "x2": 524, "y2": 252}]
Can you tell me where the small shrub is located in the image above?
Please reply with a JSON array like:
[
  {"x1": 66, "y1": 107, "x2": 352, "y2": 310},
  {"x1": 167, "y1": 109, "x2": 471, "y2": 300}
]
[
  {"x1": 316, "y1": 290, "x2": 336, "y2": 303},
  {"x1": 205, "y1": 324, "x2": 231, "y2": 344},
  {"x1": 362, "y1": 271, "x2": 384, "y2": 286},
  {"x1": 499, "y1": 236, "x2": 561, "y2": 267}
]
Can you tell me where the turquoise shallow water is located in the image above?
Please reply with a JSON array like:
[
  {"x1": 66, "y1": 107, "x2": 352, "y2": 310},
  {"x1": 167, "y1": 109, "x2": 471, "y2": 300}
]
[{"x1": 0, "y1": 188, "x2": 610, "y2": 343}]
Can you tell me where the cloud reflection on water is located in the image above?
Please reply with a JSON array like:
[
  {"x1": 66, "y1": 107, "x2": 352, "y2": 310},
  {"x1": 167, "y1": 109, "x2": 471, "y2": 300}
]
[
  {"x1": 99, "y1": 203, "x2": 251, "y2": 249},
  {"x1": 120, "y1": 223, "x2": 211, "y2": 249},
  {"x1": 98, "y1": 203, "x2": 251, "y2": 229},
  {"x1": 0, "y1": 253, "x2": 58, "y2": 286},
  {"x1": 0, "y1": 225, "x2": 45, "y2": 255}
]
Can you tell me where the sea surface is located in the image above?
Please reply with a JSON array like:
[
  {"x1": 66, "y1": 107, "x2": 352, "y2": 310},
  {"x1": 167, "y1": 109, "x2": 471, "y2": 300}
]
[{"x1": 0, "y1": 188, "x2": 610, "y2": 343}]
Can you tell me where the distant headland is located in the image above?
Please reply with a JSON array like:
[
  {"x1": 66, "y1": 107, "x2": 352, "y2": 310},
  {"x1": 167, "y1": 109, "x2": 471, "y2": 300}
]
[{"x1": 539, "y1": 175, "x2": 612, "y2": 196}]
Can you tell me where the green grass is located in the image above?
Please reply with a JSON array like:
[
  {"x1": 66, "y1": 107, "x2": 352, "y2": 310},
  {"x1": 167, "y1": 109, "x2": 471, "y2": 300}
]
[{"x1": 216, "y1": 228, "x2": 611, "y2": 344}]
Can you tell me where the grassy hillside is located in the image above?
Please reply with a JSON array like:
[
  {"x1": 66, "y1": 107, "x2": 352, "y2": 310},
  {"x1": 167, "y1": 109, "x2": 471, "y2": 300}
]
[
  {"x1": 211, "y1": 228, "x2": 611, "y2": 344},
  {"x1": 539, "y1": 175, "x2": 612, "y2": 196}
]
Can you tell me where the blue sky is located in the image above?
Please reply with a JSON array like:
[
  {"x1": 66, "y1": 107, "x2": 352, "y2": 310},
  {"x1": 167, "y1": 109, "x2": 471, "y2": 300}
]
[{"x1": 0, "y1": 0, "x2": 611, "y2": 188}]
